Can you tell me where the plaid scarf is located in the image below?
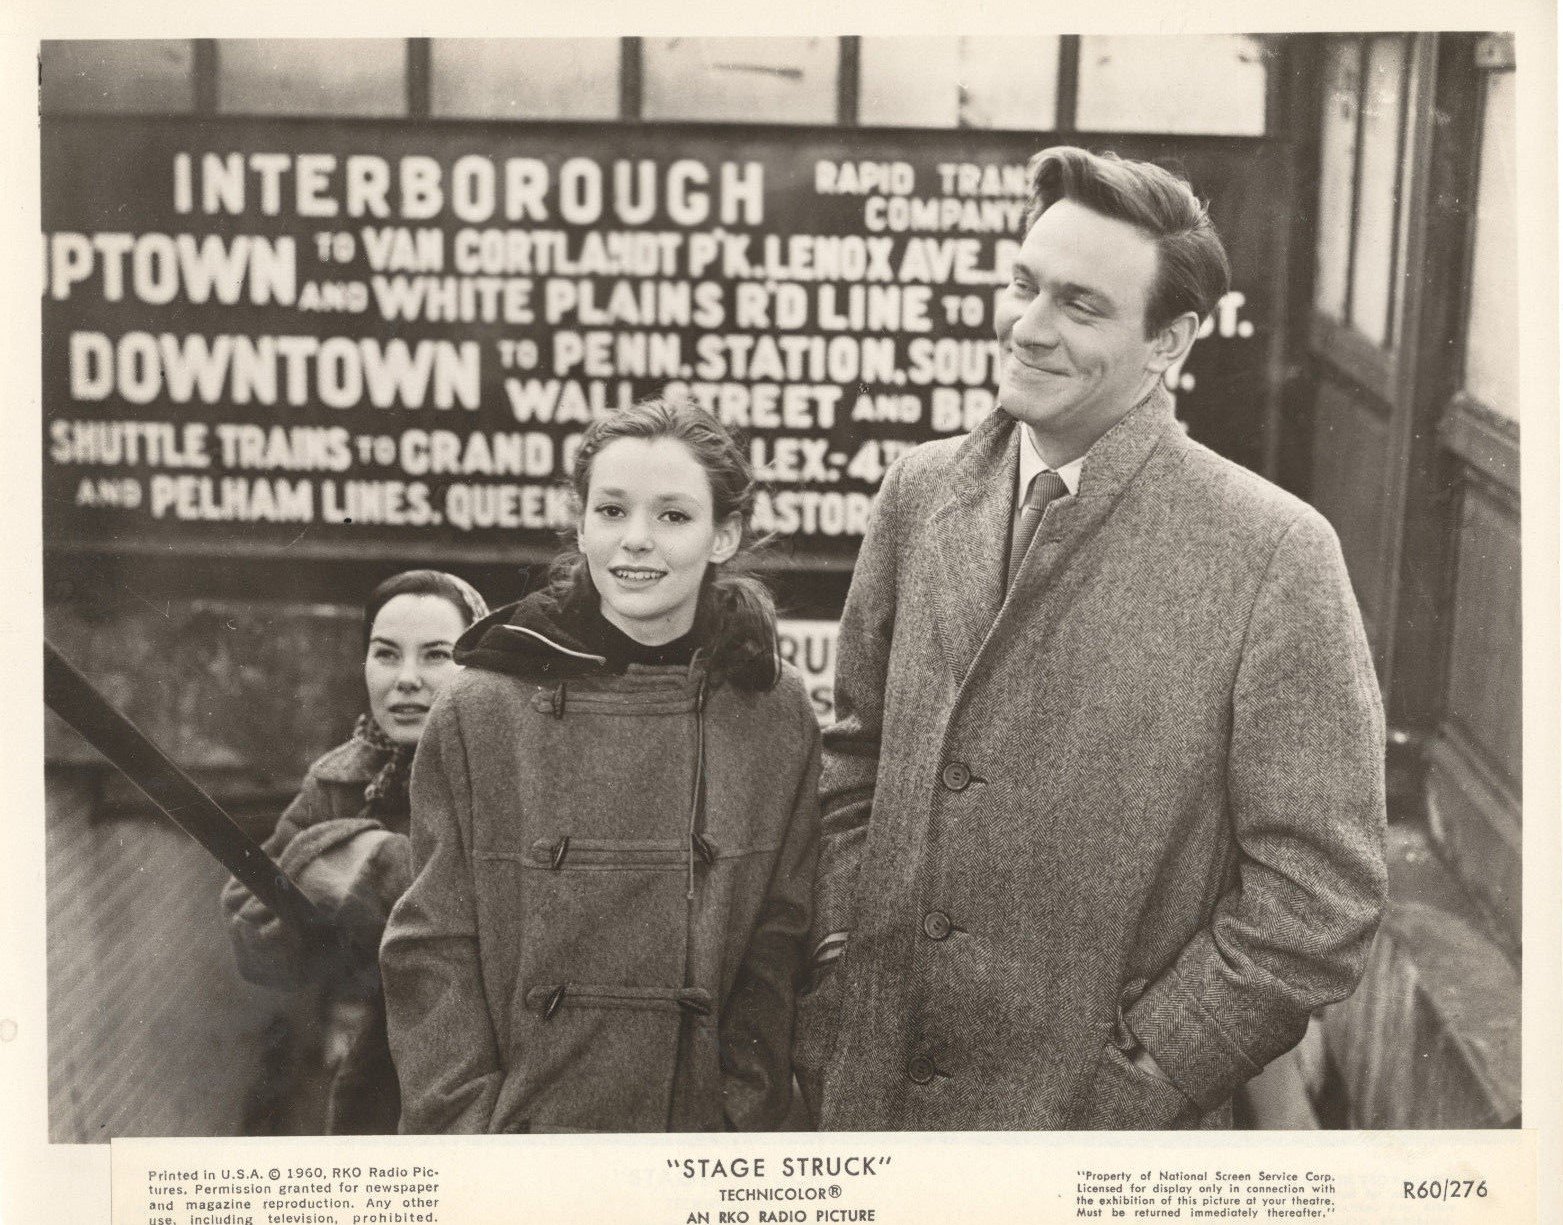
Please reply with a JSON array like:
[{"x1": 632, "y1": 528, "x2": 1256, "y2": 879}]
[{"x1": 352, "y1": 713, "x2": 415, "y2": 815}]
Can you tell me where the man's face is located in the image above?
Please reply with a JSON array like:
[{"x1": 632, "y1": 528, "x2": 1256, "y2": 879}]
[{"x1": 995, "y1": 198, "x2": 1172, "y2": 465}]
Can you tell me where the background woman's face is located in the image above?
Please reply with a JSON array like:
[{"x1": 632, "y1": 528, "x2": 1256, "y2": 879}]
[{"x1": 364, "y1": 593, "x2": 467, "y2": 747}]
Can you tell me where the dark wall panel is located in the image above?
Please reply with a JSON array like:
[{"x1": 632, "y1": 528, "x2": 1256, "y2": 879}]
[
  {"x1": 1309, "y1": 377, "x2": 1392, "y2": 646},
  {"x1": 1444, "y1": 483, "x2": 1523, "y2": 795}
]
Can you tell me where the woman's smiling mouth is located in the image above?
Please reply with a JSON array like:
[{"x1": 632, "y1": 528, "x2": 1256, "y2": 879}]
[{"x1": 610, "y1": 566, "x2": 665, "y2": 586}]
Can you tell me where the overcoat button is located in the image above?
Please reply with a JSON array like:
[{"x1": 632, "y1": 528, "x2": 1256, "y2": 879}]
[
  {"x1": 940, "y1": 761, "x2": 971, "y2": 791},
  {"x1": 906, "y1": 1054, "x2": 936, "y2": 1084},
  {"x1": 922, "y1": 911, "x2": 953, "y2": 941}
]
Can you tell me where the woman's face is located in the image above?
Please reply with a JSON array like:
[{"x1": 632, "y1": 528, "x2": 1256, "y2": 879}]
[
  {"x1": 364, "y1": 593, "x2": 468, "y2": 747},
  {"x1": 578, "y1": 437, "x2": 741, "y2": 646}
]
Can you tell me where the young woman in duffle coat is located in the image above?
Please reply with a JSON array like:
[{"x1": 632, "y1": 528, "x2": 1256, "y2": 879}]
[{"x1": 382, "y1": 397, "x2": 821, "y2": 1134}]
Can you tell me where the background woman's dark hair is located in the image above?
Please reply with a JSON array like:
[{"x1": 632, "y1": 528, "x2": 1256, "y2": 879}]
[
  {"x1": 549, "y1": 395, "x2": 780, "y2": 691},
  {"x1": 363, "y1": 570, "x2": 489, "y2": 645}
]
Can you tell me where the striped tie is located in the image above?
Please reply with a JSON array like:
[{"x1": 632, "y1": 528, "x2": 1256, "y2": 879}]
[{"x1": 1007, "y1": 469, "x2": 1069, "y2": 589}]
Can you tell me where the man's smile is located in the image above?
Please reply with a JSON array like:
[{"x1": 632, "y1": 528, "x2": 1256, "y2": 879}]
[{"x1": 1007, "y1": 348, "x2": 1071, "y2": 376}]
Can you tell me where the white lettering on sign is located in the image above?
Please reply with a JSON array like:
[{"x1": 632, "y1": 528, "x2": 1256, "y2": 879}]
[
  {"x1": 370, "y1": 275, "x2": 536, "y2": 324},
  {"x1": 551, "y1": 331, "x2": 683, "y2": 379},
  {"x1": 361, "y1": 226, "x2": 444, "y2": 272},
  {"x1": 46, "y1": 232, "x2": 297, "y2": 305},
  {"x1": 691, "y1": 335, "x2": 896, "y2": 384},
  {"x1": 662, "y1": 382, "x2": 842, "y2": 432},
  {"x1": 172, "y1": 153, "x2": 766, "y2": 226},
  {"x1": 752, "y1": 491, "x2": 873, "y2": 538},
  {"x1": 814, "y1": 160, "x2": 915, "y2": 196},
  {"x1": 864, "y1": 196, "x2": 1028, "y2": 235},
  {"x1": 934, "y1": 162, "x2": 1031, "y2": 196},
  {"x1": 444, "y1": 482, "x2": 574, "y2": 532},
  {"x1": 398, "y1": 428, "x2": 554, "y2": 477},
  {"x1": 46, "y1": 134, "x2": 1266, "y2": 555},
  {"x1": 541, "y1": 279, "x2": 725, "y2": 328},
  {"x1": 450, "y1": 229, "x2": 684, "y2": 277},
  {"x1": 504, "y1": 378, "x2": 636, "y2": 424},
  {"x1": 777, "y1": 618, "x2": 839, "y2": 723},
  {"x1": 148, "y1": 473, "x2": 313, "y2": 522},
  {"x1": 319, "y1": 479, "x2": 439, "y2": 526},
  {"x1": 68, "y1": 331, "x2": 480, "y2": 410},
  {"x1": 49, "y1": 419, "x2": 211, "y2": 468}
]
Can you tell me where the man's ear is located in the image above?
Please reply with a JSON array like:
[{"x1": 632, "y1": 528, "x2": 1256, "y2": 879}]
[
  {"x1": 1147, "y1": 310, "x2": 1201, "y2": 375},
  {"x1": 710, "y1": 513, "x2": 742, "y2": 565}
]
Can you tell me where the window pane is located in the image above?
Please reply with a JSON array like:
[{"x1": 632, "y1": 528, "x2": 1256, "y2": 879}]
[
  {"x1": 218, "y1": 39, "x2": 406, "y2": 117},
  {"x1": 860, "y1": 38, "x2": 960, "y2": 127},
  {"x1": 1347, "y1": 35, "x2": 1409, "y2": 346},
  {"x1": 1314, "y1": 38, "x2": 1361, "y2": 321},
  {"x1": 431, "y1": 38, "x2": 619, "y2": 120},
  {"x1": 642, "y1": 37, "x2": 837, "y2": 124},
  {"x1": 1464, "y1": 70, "x2": 1518, "y2": 421},
  {"x1": 859, "y1": 36, "x2": 1059, "y2": 129},
  {"x1": 1076, "y1": 34, "x2": 1268, "y2": 136},
  {"x1": 41, "y1": 39, "x2": 194, "y2": 114}
]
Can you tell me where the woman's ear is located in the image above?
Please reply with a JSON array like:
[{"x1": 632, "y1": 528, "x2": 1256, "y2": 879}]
[{"x1": 710, "y1": 513, "x2": 743, "y2": 565}]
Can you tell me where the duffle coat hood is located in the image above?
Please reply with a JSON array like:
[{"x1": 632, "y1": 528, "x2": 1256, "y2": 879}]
[{"x1": 382, "y1": 592, "x2": 821, "y2": 1133}]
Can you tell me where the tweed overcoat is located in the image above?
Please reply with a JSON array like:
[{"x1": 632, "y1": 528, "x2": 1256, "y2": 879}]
[
  {"x1": 794, "y1": 387, "x2": 1388, "y2": 1130},
  {"x1": 381, "y1": 594, "x2": 821, "y2": 1134}
]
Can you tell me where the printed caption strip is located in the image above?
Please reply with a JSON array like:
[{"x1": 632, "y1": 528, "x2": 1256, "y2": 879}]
[{"x1": 112, "y1": 1131, "x2": 1534, "y2": 1224}]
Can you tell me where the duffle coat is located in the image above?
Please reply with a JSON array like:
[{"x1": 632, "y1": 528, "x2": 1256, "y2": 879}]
[
  {"x1": 221, "y1": 734, "x2": 411, "y2": 1133},
  {"x1": 794, "y1": 387, "x2": 1388, "y2": 1129},
  {"x1": 381, "y1": 595, "x2": 821, "y2": 1133}
]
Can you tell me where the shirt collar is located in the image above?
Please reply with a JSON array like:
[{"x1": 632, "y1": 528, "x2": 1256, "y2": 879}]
[{"x1": 1017, "y1": 423, "x2": 1084, "y2": 498}]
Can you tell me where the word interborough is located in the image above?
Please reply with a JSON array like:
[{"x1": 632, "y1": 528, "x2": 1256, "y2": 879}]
[{"x1": 171, "y1": 152, "x2": 767, "y2": 226}]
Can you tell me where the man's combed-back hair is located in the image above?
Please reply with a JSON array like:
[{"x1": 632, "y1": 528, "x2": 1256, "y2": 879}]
[
  {"x1": 549, "y1": 395, "x2": 780, "y2": 691},
  {"x1": 1024, "y1": 146, "x2": 1231, "y2": 334}
]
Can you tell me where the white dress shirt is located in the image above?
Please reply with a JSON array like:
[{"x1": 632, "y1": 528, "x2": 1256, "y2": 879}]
[{"x1": 1016, "y1": 422, "x2": 1083, "y2": 507}]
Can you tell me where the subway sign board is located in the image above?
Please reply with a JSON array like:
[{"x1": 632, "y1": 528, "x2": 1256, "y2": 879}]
[{"x1": 43, "y1": 118, "x2": 1278, "y2": 565}]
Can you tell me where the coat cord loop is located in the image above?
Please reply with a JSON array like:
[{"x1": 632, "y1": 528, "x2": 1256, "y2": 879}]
[
  {"x1": 669, "y1": 674, "x2": 708, "y2": 1132},
  {"x1": 685, "y1": 677, "x2": 707, "y2": 903}
]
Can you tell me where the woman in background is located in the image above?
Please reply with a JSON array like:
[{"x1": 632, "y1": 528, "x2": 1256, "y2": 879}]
[{"x1": 222, "y1": 569, "x2": 488, "y2": 1133}]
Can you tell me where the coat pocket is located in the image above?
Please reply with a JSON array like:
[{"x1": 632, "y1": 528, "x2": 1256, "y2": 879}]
[
  {"x1": 791, "y1": 956, "x2": 849, "y2": 1121},
  {"x1": 477, "y1": 841, "x2": 693, "y2": 1002},
  {"x1": 496, "y1": 983, "x2": 714, "y2": 1133},
  {"x1": 1081, "y1": 1042, "x2": 1201, "y2": 1130}
]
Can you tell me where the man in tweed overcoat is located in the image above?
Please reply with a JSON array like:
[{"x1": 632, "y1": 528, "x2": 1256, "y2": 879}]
[{"x1": 794, "y1": 147, "x2": 1388, "y2": 1129}]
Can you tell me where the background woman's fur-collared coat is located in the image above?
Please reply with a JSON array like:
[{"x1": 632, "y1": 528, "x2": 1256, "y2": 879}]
[
  {"x1": 221, "y1": 735, "x2": 411, "y2": 1134},
  {"x1": 795, "y1": 387, "x2": 1388, "y2": 1130}
]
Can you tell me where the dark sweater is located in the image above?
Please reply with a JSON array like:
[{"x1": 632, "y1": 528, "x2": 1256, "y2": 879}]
[{"x1": 580, "y1": 597, "x2": 701, "y2": 672}]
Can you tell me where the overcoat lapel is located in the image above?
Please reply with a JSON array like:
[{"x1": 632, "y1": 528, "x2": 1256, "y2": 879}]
[
  {"x1": 1002, "y1": 387, "x2": 1179, "y2": 610},
  {"x1": 923, "y1": 411, "x2": 1021, "y2": 682},
  {"x1": 925, "y1": 386, "x2": 1180, "y2": 683}
]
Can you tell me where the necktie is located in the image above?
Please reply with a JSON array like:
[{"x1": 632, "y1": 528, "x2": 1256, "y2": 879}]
[{"x1": 1007, "y1": 469, "x2": 1069, "y2": 589}]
